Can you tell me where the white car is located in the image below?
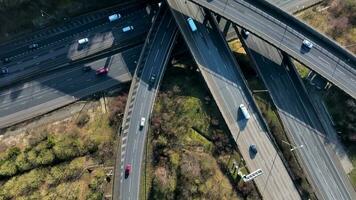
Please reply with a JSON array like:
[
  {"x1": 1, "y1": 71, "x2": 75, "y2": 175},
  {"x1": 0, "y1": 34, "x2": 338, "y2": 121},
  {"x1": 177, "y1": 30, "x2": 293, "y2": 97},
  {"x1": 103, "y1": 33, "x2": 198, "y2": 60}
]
[
  {"x1": 140, "y1": 117, "x2": 146, "y2": 128},
  {"x1": 302, "y1": 39, "x2": 313, "y2": 49},
  {"x1": 122, "y1": 26, "x2": 134, "y2": 32},
  {"x1": 108, "y1": 13, "x2": 121, "y2": 22},
  {"x1": 78, "y1": 38, "x2": 89, "y2": 44},
  {"x1": 239, "y1": 104, "x2": 250, "y2": 120}
]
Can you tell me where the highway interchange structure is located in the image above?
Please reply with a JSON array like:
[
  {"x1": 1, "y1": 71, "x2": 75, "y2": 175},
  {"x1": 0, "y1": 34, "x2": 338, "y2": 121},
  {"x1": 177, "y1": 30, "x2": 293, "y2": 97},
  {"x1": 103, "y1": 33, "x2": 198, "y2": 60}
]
[
  {"x1": 0, "y1": 0, "x2": 356, "y2": 200},
  {"x1": 191, "y1": 0, "x2": 356, "y2": 99}
]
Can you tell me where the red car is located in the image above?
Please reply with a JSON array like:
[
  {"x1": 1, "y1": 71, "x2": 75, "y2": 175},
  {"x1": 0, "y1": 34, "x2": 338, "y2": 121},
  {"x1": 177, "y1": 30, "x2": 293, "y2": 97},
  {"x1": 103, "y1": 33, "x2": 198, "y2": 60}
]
[
  {"x1": 96, "y1": 67, "x2": 109, "y2": 75},
  {"x1": 125, "y1": 164, "x2": 132, "y2": 178}
]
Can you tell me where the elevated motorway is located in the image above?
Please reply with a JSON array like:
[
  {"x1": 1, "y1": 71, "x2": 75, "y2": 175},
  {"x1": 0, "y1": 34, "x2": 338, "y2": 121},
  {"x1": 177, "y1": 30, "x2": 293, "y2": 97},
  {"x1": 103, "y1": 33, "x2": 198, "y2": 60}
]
[
  {"x1": 226, "y1": 1, "x2": 356, "y2": 198},
  {"x1": 167, "y1": 0, "x2": 300, "y2": 199},
  {"x1": 113, "y1": 7, "x2": 178, "y2": 200},
  {"x1": 190, "y1": 0, "x2": 356, "y2": 99},
  {"x1": 238, "y1": 30, "x2": 356, "y2": 199},
  {"x1": 0, "y1": 46, "x2": 140, "y2": 129}
]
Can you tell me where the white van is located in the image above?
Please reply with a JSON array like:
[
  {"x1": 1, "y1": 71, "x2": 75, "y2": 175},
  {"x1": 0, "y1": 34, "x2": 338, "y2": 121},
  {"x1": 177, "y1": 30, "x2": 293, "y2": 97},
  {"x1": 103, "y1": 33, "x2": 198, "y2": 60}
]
[
  {"x1": 122, "y1": 26, "x2": 134, "y2": 32},
  {"x1": 108, "y1": 14, "x2": 121, "y2": 22},
  {"x1": 239, "y1": 104, "x2": 250, "y2": 120},
  {"x1": 78, "y1": 38, "x2": 89, "y2": 44},
  {"x1": 140, "y1": 117, "x2": 146, "y2": 129},
  {"x1": 187, "y1": 18, "x2": 197, "y2": 32}
]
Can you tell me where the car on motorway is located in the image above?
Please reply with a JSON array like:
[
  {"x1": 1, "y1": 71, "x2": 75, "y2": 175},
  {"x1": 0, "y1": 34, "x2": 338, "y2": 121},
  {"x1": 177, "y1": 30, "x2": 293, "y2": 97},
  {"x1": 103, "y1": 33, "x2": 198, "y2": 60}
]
[
  {"x1": 82, "y1": 66, "x2": 91, "y2": 72},
  {"x1": 187, "y1": 17, "x2": 197, "y2": 32},
  {"x1": 0, "y1": 67, "x2": 8, "y2": 75},
  {"x1": 1, "y1": 57, "x2": 10, "y2": 64},
  {"x1": 78, "y1": 38, "x2": 89, "y2": 45},
  {"x1": 140, "y1": 117, "x2": 146, "y2": 129},
  {"x1": 241, "y1": 29, "x2": 250, "y2": 38},
  {"x1": 125, "y1": 164, "x2": 132, "y2": 178},
  {"x1": 150, "y1": 73, "x2": 156, "y2": 85},
  {"x1": 96, "y1": 67, "x2": 109, "y2": 75},
  {"x1": 249, "y1": 144, "x2": 258, "y2": 155},
  {"x1": 108, "y1": 13, "x2": 121, "y2": 22},
  {"x1": 122, "y1": 26, "x2": 134, "y2": 32},
  {"x1": 239, "y1": 104, "x2": 250, "y2": 120},
  {"x1": 302, "y1": 39, "x2": 313, "y2": 49},
  {"x1": 28, "y1": 43, "x2": 39, "y2": 49}
]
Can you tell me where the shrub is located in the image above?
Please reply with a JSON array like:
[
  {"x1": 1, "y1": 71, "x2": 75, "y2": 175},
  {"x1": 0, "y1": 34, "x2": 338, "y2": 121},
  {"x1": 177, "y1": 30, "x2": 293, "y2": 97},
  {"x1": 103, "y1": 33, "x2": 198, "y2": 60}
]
[
  {"x1": 0, "y1": 160, "x2": 17, "y2": 177},
  {"x1": 76, "y1": 113, "x2": 90, "y2": 128},
  {"x1": 15, "y1": 153, "x2": 32, "y2": 172}
]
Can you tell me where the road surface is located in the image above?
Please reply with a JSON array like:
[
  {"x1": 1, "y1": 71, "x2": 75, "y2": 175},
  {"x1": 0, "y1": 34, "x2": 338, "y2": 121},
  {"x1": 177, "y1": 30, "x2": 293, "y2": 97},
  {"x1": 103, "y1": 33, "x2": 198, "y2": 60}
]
[
  {"x1": 112, "y1": 7, "x2": 178, "y2": 200},
  {"x1": 240, "y1": 31, "x2": 356, "y2": 199},
  {"x1": 190, "y1": 0, "x2": 356, "y2": 99},
  {"x1": 0, "y1": 46, "x2": 141, "y2": 129},
  {"x1": 167, "y1": 1, "x2": 300, "y2": 199}
]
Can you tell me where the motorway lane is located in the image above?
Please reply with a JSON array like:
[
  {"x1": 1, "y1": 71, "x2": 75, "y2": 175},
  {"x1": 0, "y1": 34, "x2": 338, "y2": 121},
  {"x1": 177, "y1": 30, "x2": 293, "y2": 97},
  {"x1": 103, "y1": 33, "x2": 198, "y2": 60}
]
[
  {"x1": 167, "y1": 1, "x2": 300, "y2": 199},
  {"x1": 270, "y1": 0, "x2": 322, "y2": 13},
  {"x1": 115, "y1": 9, "x2": 177, "y2": 200},
  {"x1": 0, "y1": 45, "x2": 141, "y2": 129},
  {"x1": 0, "y1": 2, "x2": 149, "y2": 60},
  {"x1": 190, "y1": 0, "x2": 356, "y2": 99},
  {"x1": 240, "y1": 32, "x2": 356, "y2": 199},
  {"x1": 0, "y1": 8, "x2": 151, "y2": 88}
]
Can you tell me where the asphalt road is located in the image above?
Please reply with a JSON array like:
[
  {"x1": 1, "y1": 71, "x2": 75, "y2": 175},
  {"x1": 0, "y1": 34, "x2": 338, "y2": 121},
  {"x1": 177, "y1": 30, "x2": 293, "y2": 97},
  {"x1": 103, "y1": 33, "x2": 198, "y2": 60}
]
[
  {"x1": 190, "y1": 0, "x2": 356, "y2": 99},
  {"x1": 0, "y1": 45, "x2": 141, "y2": 129},
  {"x1": 167, "y1": 0, "x2": 300, "y2": 199},
  {"x1": 0, "y1": 7, "x2": 151, "y2": 88},
  {"x1": 0, "y1": 1, "x2": 149, "y2": 60},
  {"x1": 240, "y1": 31, "x2": 356, "y2": 199},
  {"x1": 113, "y1": 8, "x2": 178, "y2": 200},
  {"x1": 269, "y1": 0, "x2": 322, "y2": 13}
]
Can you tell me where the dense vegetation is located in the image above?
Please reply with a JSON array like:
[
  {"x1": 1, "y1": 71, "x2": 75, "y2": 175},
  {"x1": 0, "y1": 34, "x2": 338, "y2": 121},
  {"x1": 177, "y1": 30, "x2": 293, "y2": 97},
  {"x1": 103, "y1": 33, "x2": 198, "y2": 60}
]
[
  {"x1": 143, "y1": 60, "x2": 260, "y2": 200},
  {"x1": 0, "y1": 91, "x2": 127, "y2": 199}
]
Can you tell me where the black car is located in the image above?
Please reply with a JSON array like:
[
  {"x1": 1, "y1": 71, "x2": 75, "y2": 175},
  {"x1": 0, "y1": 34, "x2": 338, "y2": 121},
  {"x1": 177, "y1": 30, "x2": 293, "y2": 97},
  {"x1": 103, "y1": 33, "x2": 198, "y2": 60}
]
[
  {"x1": 1, "y1": 67, "x2": 9, "y2": 75},
  {"x1": 249, "y1": 144, "x2": 257, "y2": 155},
  {"x1": 2, "y1": 57, "x2": 10, "y2": 64},
  {"x1": 28, "y1": 43, "x2": 39, "y2": 49},
  {"x1": 82, "y1": 66, "x2": 91, "y2": 72},
  {"x1": 149, "y1": 73, "x2": 156, "y2": 85},
  {"x1": 241, "y1": 29, "x2": 250, "y2": 38}
]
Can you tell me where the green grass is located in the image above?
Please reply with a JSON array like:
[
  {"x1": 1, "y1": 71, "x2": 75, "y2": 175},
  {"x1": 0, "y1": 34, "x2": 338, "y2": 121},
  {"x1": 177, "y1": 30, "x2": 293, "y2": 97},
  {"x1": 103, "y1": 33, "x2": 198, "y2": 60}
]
[{"x1": 293, "y1": 61, "x2": 310, "y2": 79}]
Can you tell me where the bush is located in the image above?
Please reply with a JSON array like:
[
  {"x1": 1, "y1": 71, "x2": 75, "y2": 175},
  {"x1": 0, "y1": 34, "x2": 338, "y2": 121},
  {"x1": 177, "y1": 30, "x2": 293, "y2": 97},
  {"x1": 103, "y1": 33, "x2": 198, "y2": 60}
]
[
  {"x1": 15, "y1": 153, "x2": 32, "y2": 172},
  {"x1": 76, "y1": 113, "x2": 90, "y2": 127},
  {"x1": 0, "y1": 160, "x2": 17, "y2": 177}
]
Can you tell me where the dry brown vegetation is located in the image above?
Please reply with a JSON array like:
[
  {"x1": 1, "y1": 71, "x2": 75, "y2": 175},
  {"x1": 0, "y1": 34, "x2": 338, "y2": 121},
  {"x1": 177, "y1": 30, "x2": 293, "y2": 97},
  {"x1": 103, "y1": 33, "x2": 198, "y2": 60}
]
[
  {"x1": 143, "y1": 62, "x2": 260, "y2": 200},
  {"x1": 299, "y1": 0, "x2": 356, "y2": 53}
]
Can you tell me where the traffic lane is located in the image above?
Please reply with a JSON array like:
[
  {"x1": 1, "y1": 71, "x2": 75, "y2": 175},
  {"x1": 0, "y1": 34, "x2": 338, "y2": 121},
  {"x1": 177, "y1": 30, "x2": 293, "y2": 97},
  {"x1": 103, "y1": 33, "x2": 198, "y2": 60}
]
[
  {"x1": 0, "y1": 58, "x2": 128, "y2": 116},
  {"x1": 191, "y1": 0, "x2": 356, "y2": 98},
  {"x1": 245, "y1": 35, "x2": 354, "y2": 199},
  {"x1": 120, "y1": 13, "x2": 177, "y2": 200},
  {"x1": 168, "y1": 1, "x2": 300, "y2": 199},
  {"x1": 284, "y1": 57, "x2": 355, "y2": 199},
  {"x1": 3, "y1": 8, "x2": 149, "y2": 71},
  {"x1": 0, "y1": 3, "x2": 149, "y2": 60},
  {"x1": 0, "y1": 45, "x2": 141, "y2": 121},
  {"x1": 0, "y1": 1, "x2": 147, "y2": 53},
  {"x1": 0, "y1": 14, "x2": 149, "y2": 88}
]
